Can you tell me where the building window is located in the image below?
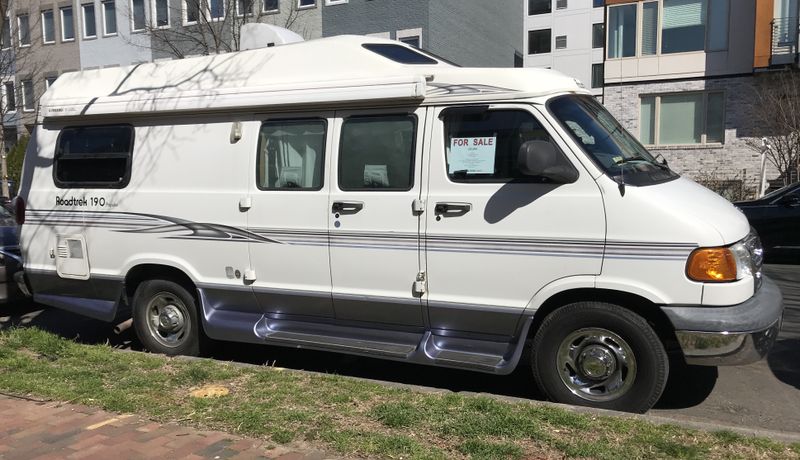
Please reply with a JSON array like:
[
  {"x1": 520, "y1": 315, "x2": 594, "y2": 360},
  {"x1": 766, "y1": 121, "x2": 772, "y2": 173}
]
[
  {"x1": 556, "y1": 0, "x2": 568, "y2": 9},
  {"x1": 17, "y1": 15, "x2": 30, "y2": 47},
  {"x1": 528, "y1": 29, "x2": 551, "y2": 54},
  {"x1": 591, "y1": 63, "x2": 604, "y2": 88},
  {"x1": 210, "y1": 0, "x2": 225, "y2": 19},
  {"x1": 42, "y1": 10, "x2": 56, "y2": 44},
  {"x1": 608, "y1": 4, "x2": 636, "y2": 58},
  {"x1": 61, "y1": 7, "x2": 75, "y2": 41},
  {"x1": 185, "y1": 0, "x2": 200, "y2": 23},
  {"x1": 1, "y1": 19, "x2": 10, "y2": 49},
  {"x1": 399, "y1": 36, "x2": 420, "y2": 48},
  {"x1": 21, "y1": 80, "x2": 34, "y2": 112},
  {"x1": 640, "y1": 92, "x2": 725, "y2": 145},
  {"x1": 131, "y1": 0, "x2": 146, "y2": 31},
  {"x1": 641, "y1": 1, "x2": 658, "y2": 55},
  {"x1": 257, "y1": 119, "x2": 326, "y2": 190},
  {"x1": 155, "y1": 0, "x2": 170, "y2": 26},
  {"x1": 3, "y1": 83, "x2": 15, "y2": 112},
  {"x1": 529, "y1": 0, "x2": 551, "y2": 15},
  {"x1": 54, "y1": 125, "x2": 134, "y2": 189},
  {"x1": 325, "y1": 0, "x2": 348, "y2": 5},
  {"x1": 592, "y1": 23, "x2": 604, "y2": 48},
  {"x1": 707, "y1": 0, "x2": 729, "y2": 51},
  {"x1": 514, "y1": 51, "x2": 523, "y2": 67},
  {"x1": 102, "y1": 1, "x2": 117, "y2": 35},
  {"x1": 339, "y1": 115, "x2": 416, "y2": 191},
  {"x1": 593, "y1": 0, "x2": 604, "y2": 6},
  {"x1": 83, "y1": 4, "x2": 97, "y2": 39},
  {"x1": 45, "y1": 75, "x2": 58, "y2": 89},
  {"x1": 236, "y1": 0, "x2": 253, "y2": 16},
  {"x1": 263, "y1": 0, "x2": 279, "y2": 12},
  {"x1": 662, "y1": 0, "x2": 706, "y2": 54},
  {"x1": 555, "y1": 35, "x2": 567, "y2": 49},
  {"x1": 298, "y1": 0, "x2": 316, "y2": 8}
]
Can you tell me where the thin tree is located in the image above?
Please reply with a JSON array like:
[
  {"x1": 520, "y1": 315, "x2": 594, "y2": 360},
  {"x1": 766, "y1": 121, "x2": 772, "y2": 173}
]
[
  {"x1": 746, "y1": 69, "x2": 800, "y2": 188},
  {"x1": 0, "y1": 1, "x2": 49, "y2": 197}
]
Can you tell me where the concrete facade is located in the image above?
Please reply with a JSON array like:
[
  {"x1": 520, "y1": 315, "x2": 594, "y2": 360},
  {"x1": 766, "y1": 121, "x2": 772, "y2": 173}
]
[
  {"x1": 525, "y1": 0, "x2": 605, "y2": 96},
  {"x1": 78, "y1": 0, "x2": 153, "y2": 69},
  {"x1": 321, "y1": 0, "x2": 522, "y2": 68}
]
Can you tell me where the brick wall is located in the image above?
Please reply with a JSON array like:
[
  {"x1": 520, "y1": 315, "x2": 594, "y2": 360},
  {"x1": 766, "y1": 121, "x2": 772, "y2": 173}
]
[{"x1": 604, "y1": 75, "x2": 781, "y2": 197}]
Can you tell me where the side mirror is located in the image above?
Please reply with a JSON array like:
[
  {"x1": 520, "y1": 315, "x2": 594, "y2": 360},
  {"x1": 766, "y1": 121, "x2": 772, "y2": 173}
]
[{"x1": 517, "y1": 140, "x2": 579, "y2": 184}]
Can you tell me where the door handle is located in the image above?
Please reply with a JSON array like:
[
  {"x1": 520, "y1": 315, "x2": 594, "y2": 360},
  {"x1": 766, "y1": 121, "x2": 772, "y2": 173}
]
[
  {"x1": 434, "y1": 202, "x2": 472, "y2": 216},
  {"x1": 332, "y1": 201, "x2": 364, "y2": 214}
]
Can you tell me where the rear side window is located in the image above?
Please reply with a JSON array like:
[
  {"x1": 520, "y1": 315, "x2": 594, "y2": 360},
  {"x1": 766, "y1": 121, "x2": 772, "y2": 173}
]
[
  {"x1": 54, "y1": 125, "x2": 134, "y2": 188},
  {"x1": 443, "y1": 109, "x2": 556, "y2": 183},
  {"x1": 362, "y1": 44, "x2": 438, "y2": 65},
  {"x1": 256, "y1": 119, "x2": 326, "y2": 190},
  {"x1": 339, "y1": 114, "x2": 416, "y2": 191}
]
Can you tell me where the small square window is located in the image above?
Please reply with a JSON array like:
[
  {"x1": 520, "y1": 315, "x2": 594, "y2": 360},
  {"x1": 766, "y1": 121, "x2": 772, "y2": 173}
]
[
  {"x1": 82, "y1": 4, "x2": 97, "y2": 38},
  {"x1": 42, "y1": 10, "x2": 56, "y2": 44},
  {"x1": 555, "y1": 35, "x2": 567, "y2": 49},
  {"x1": 17, "y1": 14, "x2": 31, "y2": 46},
  {"x1": 528, "y1": 29, "x2": 551, "y2": 54},
  {"x1": 298, "y1": 0, "x2": 316, "y2": 8},
  {"x1": 263, "y1": 0, "x2": 279, "y2": 12},
  {"x1": 592, "y1": 23, "x2": 604, "y2": 48},
  {"x1": 591, "y1": 63, "x2": 604, "y2": 88},
  {"x1": 528, "y1": 0, "x2": 551, "y2": 15}
]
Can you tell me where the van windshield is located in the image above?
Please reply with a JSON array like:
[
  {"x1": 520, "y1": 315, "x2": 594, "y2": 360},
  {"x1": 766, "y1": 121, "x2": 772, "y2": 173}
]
[{"x1": 548, "y1": 94, "x2": 678, "y2": 186}]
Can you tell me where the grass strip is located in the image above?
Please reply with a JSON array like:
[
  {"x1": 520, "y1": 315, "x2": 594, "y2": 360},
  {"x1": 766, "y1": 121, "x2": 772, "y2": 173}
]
[{"x1": 0, "y1": 327, "x2": 798, "y2": 459}]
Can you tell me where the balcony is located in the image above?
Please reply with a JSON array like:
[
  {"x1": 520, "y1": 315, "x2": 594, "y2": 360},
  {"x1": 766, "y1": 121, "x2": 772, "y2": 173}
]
[{"x1": 771, "y1": 16, "x2": 799, "y2": 66}]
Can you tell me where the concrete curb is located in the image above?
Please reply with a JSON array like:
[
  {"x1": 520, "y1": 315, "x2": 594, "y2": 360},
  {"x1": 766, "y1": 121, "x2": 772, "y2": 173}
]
[{"x1": 136, "y1": 350, "x2": 800, "y2": 445}]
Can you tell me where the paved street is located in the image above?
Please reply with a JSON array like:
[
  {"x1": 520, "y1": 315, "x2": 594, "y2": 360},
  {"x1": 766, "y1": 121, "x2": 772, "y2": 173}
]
[{"x1": 1, "y1": 265, "x2": 798, "y2": 435}]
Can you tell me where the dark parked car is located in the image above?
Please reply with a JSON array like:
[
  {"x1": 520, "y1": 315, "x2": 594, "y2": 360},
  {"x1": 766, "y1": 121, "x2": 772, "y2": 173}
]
[{"x1": 735, "y1": 182, "x2": 800, "y2": 264}]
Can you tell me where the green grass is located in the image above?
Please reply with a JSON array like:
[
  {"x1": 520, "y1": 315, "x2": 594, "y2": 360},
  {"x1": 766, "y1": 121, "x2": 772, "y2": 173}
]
[{"x1": 0, "y1": 327, "x2": 797, "y2": 460}]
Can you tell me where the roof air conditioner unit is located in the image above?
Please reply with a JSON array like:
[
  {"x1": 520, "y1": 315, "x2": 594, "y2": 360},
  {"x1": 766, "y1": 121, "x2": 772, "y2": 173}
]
[{"x1": 240, "y1": 24, "x2": 304, "y2": 50}]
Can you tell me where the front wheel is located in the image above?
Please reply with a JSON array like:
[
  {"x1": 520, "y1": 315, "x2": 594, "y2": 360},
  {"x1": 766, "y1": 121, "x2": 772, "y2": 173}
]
[
  {"x1": 531, "y1": 302, "x2": 668, "y2": 413},
  {"x1": 132, "y1": 280, "x2": 202, "y2": 356}
]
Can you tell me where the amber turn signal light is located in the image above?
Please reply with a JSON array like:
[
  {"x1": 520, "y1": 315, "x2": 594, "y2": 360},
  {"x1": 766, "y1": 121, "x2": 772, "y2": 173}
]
[{"x1": 686, "y1": 247, "x2": 737, "y2": 282}]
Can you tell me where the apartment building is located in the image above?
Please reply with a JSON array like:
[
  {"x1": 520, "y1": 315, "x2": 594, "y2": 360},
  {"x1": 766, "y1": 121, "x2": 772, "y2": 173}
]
[
  {"x1": 524, "y1": 0, "x2": 606, "y2": 96},
  {"x1": 321, "y1": 0, "x2": 522, "y2": 68},
  {"x1": 602, "y1": 0, "x2": 799, "y2": 192}
]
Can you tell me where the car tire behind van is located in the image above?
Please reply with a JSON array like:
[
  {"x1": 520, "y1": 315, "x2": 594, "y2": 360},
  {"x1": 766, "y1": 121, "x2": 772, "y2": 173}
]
[
  {"x1": 531, "y1": 302, "x2": 668, "y2": 414},
  {"x1": 132, "y1": 280, "x2": 203, "y2": 357}
]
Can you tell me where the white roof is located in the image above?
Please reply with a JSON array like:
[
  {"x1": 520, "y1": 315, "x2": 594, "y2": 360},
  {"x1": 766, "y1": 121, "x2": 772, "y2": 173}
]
[{"x1": 40, "y1": 35, "x2": 588, "y2": 120}]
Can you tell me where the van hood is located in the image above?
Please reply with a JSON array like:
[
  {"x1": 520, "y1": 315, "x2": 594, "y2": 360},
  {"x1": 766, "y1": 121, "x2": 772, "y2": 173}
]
[{"x1": 602, "y1": 176, "x2": 750, "y2": 247}]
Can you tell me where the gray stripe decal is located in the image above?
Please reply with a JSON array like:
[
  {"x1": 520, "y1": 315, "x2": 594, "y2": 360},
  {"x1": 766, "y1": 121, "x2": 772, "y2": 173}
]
[{"x1": 28, "y1": 209, "x2": 697, "y2": 259}]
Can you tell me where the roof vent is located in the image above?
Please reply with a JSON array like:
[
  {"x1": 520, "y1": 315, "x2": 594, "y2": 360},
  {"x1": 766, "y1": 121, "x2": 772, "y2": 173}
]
[{"x1": 240, "y1": 24, "x2": 304, "y2": 50}]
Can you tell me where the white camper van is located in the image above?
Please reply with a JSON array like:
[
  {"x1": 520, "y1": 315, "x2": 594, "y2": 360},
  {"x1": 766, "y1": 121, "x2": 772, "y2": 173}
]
[{"x1": 17, "y1": 34, "x2": 783, "y2": 413}]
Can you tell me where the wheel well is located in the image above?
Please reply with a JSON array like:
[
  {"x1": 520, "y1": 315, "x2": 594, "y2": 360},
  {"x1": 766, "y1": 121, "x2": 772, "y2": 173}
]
[
  {"x1": 529, "y1": 288, "x2": 680, "y2": 352},
  {"x1": 124, "y1": 264, "x2": 198, "y2": 302}
]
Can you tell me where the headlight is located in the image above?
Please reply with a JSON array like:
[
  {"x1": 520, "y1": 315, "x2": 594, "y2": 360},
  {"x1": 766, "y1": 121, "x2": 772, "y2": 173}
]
[{"x1": 686, "y1": 230, "x2": 762, "y2": 286}]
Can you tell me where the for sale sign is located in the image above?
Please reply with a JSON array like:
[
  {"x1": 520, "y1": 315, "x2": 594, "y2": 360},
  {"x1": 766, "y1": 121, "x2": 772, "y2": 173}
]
[{"x1": 448, "y1": 137, "x2": 496, "y2": 174}]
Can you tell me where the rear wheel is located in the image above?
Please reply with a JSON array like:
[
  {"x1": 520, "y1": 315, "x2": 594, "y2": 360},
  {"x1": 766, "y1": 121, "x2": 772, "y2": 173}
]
[
  {"x1": 531, "y1": 302, "x2": 668, "y2": 413},
  {"x1": 132, "y1": 280, "x2": 202, "y2": 356}
]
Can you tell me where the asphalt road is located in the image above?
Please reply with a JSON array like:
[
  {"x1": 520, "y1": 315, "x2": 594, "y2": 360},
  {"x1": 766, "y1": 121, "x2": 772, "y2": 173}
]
[{"x1": 1, "y1": 265, "x2": 798, "y2": 433}]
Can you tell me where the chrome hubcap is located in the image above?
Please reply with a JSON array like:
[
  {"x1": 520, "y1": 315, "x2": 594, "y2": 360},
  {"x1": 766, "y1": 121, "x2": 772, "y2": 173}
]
[
  {"x1": 557, "y1": 328, "x2": 636, "y2": 402},
  {"x1": 146, "y1": 292, "x2": 191, "y2": 348}
]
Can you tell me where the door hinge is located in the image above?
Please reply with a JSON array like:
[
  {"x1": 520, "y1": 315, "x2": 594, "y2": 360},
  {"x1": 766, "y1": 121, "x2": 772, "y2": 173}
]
[
  {"x1": 412, "y1": 198, "x2": 425, "y2": 214},
  {"x1": 413, "y1": 271, "x2": 426, "y2": 295}
]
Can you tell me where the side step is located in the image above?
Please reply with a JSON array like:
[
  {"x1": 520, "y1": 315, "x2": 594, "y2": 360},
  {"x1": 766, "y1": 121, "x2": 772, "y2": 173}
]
[{"x1": 255, "y1": 316, "x2": 421, "y2": 359}]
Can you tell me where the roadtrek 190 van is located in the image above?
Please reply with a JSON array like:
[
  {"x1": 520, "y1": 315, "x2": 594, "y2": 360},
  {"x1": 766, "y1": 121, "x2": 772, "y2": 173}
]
[{"x1": 16, "y1": 31, "x2": 784, "y2": 413}]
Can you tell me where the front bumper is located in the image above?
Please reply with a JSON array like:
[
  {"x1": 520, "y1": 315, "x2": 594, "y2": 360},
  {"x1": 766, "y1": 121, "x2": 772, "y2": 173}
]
[{"x1": 661, "y1": 276, "x2": 784, "y2": 366}]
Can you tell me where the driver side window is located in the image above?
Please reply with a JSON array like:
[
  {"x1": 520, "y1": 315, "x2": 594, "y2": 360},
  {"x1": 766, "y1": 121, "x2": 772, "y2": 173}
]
[{"x1": 442, "y1": 109, "x2": 558, "y2": 182}]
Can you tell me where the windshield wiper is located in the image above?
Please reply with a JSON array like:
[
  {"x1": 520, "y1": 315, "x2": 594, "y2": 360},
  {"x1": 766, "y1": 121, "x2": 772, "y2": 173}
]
[{"x1": 614, "y1": 155, "x2": 671, "y2": 170}]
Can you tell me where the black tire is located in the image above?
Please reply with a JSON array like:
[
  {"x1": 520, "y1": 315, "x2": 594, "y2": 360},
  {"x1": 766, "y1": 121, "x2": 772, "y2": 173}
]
[
  {"x1": 132, "y1": 279, "x2": 202, "y2": 356},
  {"x1": 531, "y1": 302, "x2": 668, "y2": 413}
]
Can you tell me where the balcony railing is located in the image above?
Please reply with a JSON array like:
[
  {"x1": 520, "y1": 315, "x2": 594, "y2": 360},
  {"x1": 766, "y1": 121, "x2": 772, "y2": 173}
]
[{"x1": 771, "y1": 16, "x2": 799, "y2": 66}]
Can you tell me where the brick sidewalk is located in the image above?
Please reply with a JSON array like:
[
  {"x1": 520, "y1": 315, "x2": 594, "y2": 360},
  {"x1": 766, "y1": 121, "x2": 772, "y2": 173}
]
[{"x1": 0, "y1": 395, "x2": 335, "y2": 459}]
